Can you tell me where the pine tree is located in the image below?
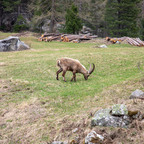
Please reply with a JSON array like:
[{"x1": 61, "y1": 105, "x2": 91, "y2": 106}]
[
  {"x1": 2, "y1": 0, "x2": 21, "y2": 12},
  {"x1": 65, "y1": 4, "x2": 82, "y2": 34},
  {"x1": 105, "y1": 0, "x2": 142, "y2": 37}
]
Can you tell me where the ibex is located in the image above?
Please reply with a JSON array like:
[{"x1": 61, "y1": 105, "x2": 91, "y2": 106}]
[{"x1": 56, "y1": 57, "x2": 95, "y2": 82}]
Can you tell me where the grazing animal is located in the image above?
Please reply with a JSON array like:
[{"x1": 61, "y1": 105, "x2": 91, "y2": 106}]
[{"x1": 56, "y1": 57, "x2": 95, "y2": 82}]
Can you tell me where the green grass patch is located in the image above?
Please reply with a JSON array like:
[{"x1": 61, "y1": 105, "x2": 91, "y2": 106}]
[
  {"x1": 1, "y1": 33, "x2": 144, "y2": 143},
  {"x1": 0, "y1": 33, "x2": 144, "y2": 113}
]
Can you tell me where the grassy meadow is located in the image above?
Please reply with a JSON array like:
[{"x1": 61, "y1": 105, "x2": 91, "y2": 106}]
[{"x1": 0, "y1": 32, "x2": 144, "y2": 143}]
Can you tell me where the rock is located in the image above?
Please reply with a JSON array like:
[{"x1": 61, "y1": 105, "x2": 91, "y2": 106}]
[
  {"x1": 91, "y1": 105, "x2": 131, "y2": 128},
  {"x1": 81, "y1": 26, "x2": 93, "y2": 34},
  {"x1": 41, "y1": 19, "x2": 63, "y2": 33},
  {"x1": 0, "y1": 36, "x2": 29, "y2": 52},
  {"x1": 128, "y1": 109, "x2": 139, "y2": 117},
  {"x1": 17, "y1": 40, "x2": 29, "y2": 51},
  {"x1": 99, "y1": 44, "x2": 107, "y2": 48},
  {"x1": 42, "y1": 19, "x2": 51, "y2": 32},
  {"x1": 85, "y1": 131, "x2": 104, "y2": 144},
  {"x1": 112, "y1": 104, "x2": 128, "y2": 116},
  {"x1": 72, "y1": 128, "x2": 78, "y2": 133},
  {"x1": 131, "y1": 112, "x2": 141, "y2": 119},
  {"x1": 130, "y1": 89, "x2": 144, "y2": 99},
  {"x1": 141, "y1": 120, "x2": 144, "y2": 127},
  {"x1": 116, "y1": 41, "x2": 121, "y2": 44}
]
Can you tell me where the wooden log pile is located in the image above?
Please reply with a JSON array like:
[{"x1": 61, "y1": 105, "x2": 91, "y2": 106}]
[
  {"x1": 38, "y1": 33, "x2": 61, "y2": 42},
  {"x1": 61, "y1": 34, "x2": 97, "y2": 43},
  {"x1": 38, "y1": 33, "x2": 97, "y2": 43},
  {"x1": 106, "y1": 37, "x2": 144, "y2": 47}
]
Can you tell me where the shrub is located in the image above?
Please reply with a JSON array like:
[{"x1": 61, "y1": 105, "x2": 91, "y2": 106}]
[{"x1": 13, "y1": 15, "x2": 29, "y2": 32}]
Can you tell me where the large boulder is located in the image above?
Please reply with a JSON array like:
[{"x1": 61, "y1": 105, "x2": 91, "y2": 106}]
[
  {"x1": 91, "y1": 104, "x2": 131, "y2": 128},
  {"x1": 0, "y1": 36, "x2": 29, "y2": 52}
]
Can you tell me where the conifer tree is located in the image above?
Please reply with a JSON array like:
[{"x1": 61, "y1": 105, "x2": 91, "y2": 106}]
[
  {"x1": 1, "y1": 0, "x2": 21, "y2": 12},
  {"x1": 105, "y1": 0, "x2": 142, "y2": 37},
  {"x1": 65, "y1": 4, "x2": 82, "y2": 34}
]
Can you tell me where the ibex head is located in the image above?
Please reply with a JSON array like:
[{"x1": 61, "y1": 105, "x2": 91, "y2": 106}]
[{"x1": 83, "y1": 63, "x2": 95, "y2": 80}]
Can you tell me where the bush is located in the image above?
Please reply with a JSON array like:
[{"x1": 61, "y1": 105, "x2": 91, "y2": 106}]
[
  {"x1": 0, "y1": 24, "x2": 6, "y2": 31},
  {"x1": 13, "y1": 24, "x2": 28, "y2": 32},
  {"x1": 13, "y1": 15, "x2": 29, "y2": 32}
]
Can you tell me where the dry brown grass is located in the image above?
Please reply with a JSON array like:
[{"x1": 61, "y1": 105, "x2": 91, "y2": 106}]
[{"x1": 1, "y1": 78, "x2": 144, "y2": 144}]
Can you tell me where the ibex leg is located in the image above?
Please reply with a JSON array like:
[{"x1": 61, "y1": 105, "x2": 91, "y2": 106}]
[
  {"x1": 62, "y1": 70, "x2": 67, "y2": 82},
  {"x1": 56, "y1": 68, "x2": 63, "y2": 80},
  {"x1": 71, "y1": 71, "x2": 76, "y2": 82}
]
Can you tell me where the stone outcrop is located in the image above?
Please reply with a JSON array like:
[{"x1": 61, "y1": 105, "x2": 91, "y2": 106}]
[
  {"x1": 0, "y1": 36, "x2": 29, "y2": 52},
  {"x1": 91, "y1": 104, "x2": 131, "y2": 128}
]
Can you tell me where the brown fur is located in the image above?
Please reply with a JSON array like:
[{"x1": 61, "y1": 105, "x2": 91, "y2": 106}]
[{"x1": 56, "y1": 57, "x2": 94, "y2": 82}]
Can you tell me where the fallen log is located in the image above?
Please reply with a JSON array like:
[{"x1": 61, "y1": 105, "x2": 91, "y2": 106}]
[
  {"x1": 45, "y1": 36, "x2": 61, "y2": 42},
  {"x1": 42, "y1": 33, "x2": 61, "y2": 37},
  {"x1": 127, "y1": 38, "x2": 140, "y2": 46},
  {"x1": 106, "y1": 36, "x2": 144, "y2": 47},
  {"x1": 135, "y1": 38, "x2": 144, "y2": 46},
  {"x1": 61, "y1": 35, "x2": 81, "y2": 42}
]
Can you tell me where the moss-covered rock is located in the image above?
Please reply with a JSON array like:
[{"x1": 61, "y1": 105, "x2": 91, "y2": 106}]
[
  {"x1": 112, "y1": 104, "x2": 128, "y2": 116},
  {"x1": 91, "y1": 105, "x2": 131, "y2": 128}
]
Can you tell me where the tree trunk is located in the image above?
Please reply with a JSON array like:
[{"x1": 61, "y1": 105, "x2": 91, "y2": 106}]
[
  {"x1": 117, "y1": 0, "x2": 122, "y2": 37},
  {"x1": 0, "y1": 3, "x2": 3, "y2": 27},
  {"x1": 50, "y1": 0, "x2": 55, "y2": 33}
]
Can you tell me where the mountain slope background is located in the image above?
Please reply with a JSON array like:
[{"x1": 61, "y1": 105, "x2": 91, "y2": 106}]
[{"x1": 1, "y1": 0, "x2": 144, "y2": 37}]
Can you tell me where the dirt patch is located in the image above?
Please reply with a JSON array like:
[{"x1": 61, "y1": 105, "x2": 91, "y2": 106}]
[
  {"x1": 0, "y1": 79, "x2": 32, "y2": 107},
  {"x1": 1, "y1": 98, "x2": 47, "y2": 124},
  {"x1": 0, "y1": 80, "x2": 11, "y2": 94}
]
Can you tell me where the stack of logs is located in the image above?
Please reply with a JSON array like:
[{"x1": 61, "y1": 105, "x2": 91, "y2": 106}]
[
  {"x1": 38, "y1": 33, "x2": 97, "y2": 43},
  {"x1": 38, "y1": 33, "x2": 61, "y2": 42},
  {"x1": 61, "y1": 34, "x2": 97, "y2": 43},
  {"x1": 106, "y1": 37, "x2": 144, "y2": 47}
]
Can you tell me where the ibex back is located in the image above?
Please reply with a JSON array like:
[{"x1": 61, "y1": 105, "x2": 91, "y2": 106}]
[{"x1": 56, "y1": 57, "x2": 95, "y2": 82}]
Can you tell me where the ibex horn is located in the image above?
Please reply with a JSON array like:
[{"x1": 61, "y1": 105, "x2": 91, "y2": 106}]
[{"x1": 88, "y1": 63, "x2": 95, "y2": 74}]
